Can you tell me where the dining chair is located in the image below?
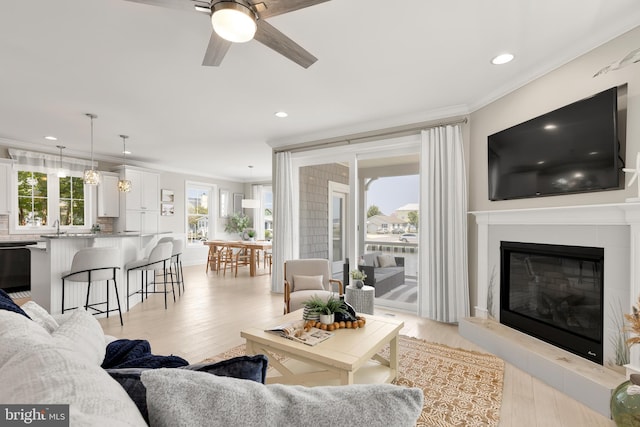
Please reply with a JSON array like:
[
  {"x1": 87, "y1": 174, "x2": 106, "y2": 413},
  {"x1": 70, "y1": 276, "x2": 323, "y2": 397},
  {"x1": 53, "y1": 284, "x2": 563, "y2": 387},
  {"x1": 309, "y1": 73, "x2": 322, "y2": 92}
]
[{"x1": 205, "y1": 242, "x2": 220, "y2": 273}]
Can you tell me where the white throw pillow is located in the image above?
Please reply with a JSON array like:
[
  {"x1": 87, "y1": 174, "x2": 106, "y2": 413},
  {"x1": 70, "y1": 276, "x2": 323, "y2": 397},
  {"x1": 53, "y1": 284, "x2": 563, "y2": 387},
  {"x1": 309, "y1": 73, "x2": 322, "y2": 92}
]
[
  {"x1": 0, "y1": 311, "x2": 51, "y2": 367},
  {"x1": 51, "y1": 310, "x2": 106, "y2": 366},
  {"x1": 21, "y1": 301, "x2": 60, "y2": 334},
  {"x1": 292, "y1": 275, "x2": 324, "y2": 292},
  {"x1": 377, "y1": 254, "x2": 397, "y2": 268},
  {"x1": 142, "y1": 368, "x2": 423, "y2": 427},
  {"x1": 0, "y1": 346, "x2": 146, "y2": 426}
]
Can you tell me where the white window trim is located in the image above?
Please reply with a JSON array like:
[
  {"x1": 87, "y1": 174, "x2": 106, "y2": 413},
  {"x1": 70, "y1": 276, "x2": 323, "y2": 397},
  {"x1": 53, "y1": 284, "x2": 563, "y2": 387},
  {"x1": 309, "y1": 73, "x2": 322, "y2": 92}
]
[
  {"x1": 11, "y1": 168, "x2": 91, "y2": 234},
  {"x1": 185, "y1": 180, "x2": 217, "y2": 247}
]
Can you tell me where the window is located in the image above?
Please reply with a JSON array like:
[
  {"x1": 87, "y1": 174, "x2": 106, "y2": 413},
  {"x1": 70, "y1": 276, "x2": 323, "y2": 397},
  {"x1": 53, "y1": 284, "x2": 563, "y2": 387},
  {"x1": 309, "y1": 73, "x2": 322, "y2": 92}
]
[
  {"x1": 186, "y1": 183, "x2": 215, "y2": 244},
  {"x1": 17, "y1": 171, "x2": 48, "y2": 226},
  {"x1": 59, "y1": 176, "x2": 85, "y2": 226},
  {"x1": 16, "y1": 169, "x2": 87, "y2": 229}
]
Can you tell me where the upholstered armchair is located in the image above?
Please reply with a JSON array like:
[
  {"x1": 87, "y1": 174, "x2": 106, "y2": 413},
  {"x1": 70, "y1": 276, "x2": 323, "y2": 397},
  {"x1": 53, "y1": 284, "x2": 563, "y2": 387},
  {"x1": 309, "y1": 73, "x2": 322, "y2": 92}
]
[{"x1": 283, "y1": 259, "x2": 343, "y2": 314}]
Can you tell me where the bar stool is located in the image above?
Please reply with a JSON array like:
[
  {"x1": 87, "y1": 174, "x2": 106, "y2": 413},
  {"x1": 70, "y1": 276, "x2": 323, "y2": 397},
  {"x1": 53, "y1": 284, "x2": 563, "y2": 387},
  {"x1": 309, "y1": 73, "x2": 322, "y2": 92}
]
[
  {"x1": 61, "y1": 247, "x2": 123, "y2": 325},
  {"x1": 158, "y1": 237, "x2": 185, "y2": 295},
  {"x1": 125, "y1": 242, "x2": 174, "y2": 311}
]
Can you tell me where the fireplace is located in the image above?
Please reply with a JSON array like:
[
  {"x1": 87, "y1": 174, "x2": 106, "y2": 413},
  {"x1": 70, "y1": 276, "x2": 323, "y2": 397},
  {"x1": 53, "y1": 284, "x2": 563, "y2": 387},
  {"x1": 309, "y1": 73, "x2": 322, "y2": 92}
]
[{"x1": 500, "y1": 241, "x2": 604, "y2": 364}]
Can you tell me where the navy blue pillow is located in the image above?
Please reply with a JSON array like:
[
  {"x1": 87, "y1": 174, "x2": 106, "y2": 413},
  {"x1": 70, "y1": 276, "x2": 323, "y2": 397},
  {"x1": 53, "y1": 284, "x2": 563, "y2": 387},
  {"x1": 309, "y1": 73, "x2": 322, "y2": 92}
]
[
  {"x1": 0, "y1": 289, "x2": 30, "y2": 319},
  {"x1": 106, "y1": 354, "x2": 269, "y2": 423}
]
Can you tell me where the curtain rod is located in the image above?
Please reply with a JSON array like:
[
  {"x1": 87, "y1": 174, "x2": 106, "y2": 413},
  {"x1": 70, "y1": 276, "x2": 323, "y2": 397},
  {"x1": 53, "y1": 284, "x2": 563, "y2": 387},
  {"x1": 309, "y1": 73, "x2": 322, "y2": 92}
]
[{"x1": 274, "y1": 116, "x2": 468, "y2": 154}]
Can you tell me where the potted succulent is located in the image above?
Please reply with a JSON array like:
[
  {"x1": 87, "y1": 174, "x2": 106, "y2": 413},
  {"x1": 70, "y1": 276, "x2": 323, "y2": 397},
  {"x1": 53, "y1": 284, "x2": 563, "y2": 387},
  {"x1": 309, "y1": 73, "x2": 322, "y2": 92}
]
[
  {"x1": 247, "y1": 229, "x2": 256, "y2": 241},
  {"x1": 303, "y1": 295, "x2": 346, "y2": 325},
  {"x1": 349, "y1": 269, "x2": 367, "y2": 289}
]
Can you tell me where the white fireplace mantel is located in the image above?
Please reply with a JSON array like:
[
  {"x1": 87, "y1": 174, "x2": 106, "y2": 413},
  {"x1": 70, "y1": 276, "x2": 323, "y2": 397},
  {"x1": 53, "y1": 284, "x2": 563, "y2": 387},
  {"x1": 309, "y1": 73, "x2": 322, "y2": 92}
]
[
  {"x1": 470, "y1": 202, "x2": 640, "y2": 371},
  {"x1": 471, "y1": 202, "x2": 640, "y2": 226}
]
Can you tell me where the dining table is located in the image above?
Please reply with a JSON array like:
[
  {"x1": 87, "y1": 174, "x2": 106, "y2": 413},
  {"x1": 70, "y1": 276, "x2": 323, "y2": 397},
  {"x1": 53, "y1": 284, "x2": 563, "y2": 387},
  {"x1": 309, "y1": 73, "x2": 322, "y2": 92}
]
[{"x1": 204, "y1": 240, "x2": 272, "y2": 277}]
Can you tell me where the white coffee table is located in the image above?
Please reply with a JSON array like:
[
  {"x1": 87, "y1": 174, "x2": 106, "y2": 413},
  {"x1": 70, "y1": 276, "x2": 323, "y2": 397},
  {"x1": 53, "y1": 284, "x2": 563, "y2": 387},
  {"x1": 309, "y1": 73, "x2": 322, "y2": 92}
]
[{"x1": 241, "y1": 309, "x2": 403, "y2": 386}]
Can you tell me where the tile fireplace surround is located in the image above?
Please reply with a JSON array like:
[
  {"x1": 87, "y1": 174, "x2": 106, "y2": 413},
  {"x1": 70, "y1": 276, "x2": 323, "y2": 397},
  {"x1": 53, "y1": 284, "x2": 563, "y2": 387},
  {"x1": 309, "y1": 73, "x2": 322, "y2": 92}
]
[{"x1": 461, "y1": 202, "x2": 640, "y2": 417}]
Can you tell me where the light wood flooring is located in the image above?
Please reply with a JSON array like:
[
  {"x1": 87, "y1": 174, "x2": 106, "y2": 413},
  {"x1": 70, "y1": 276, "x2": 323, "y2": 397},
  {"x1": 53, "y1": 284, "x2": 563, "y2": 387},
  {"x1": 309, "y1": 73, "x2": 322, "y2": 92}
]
[{"x1": 98, "y1": 264, "x2": 614, "y2": 427}]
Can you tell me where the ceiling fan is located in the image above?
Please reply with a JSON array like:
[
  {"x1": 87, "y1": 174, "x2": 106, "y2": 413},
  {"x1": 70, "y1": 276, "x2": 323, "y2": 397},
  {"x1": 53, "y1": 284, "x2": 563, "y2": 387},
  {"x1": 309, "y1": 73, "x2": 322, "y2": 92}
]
[{"x1": 124, "y1": 0, "x2": 330, "y2": 68}]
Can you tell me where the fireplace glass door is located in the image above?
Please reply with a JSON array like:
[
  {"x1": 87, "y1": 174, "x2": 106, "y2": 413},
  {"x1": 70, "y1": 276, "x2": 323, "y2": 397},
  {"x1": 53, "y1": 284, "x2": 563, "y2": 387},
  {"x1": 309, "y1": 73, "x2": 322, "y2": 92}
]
[{"x1": 500, "y1": 241, "x2": 604, "y2": 364}]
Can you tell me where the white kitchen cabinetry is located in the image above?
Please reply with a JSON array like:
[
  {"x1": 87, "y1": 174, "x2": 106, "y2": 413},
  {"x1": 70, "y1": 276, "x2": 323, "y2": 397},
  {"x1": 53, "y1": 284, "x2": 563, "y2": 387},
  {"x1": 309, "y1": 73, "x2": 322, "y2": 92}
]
[
  {"x1": 125, "y1": 210, "x2": 159, "y2": 234},
  {"x1": 0, "y1": 159, "x2": 12, "y2": 214},
  {"x1": 115, "y1": 166, "x2": 160, "y2": 234},
  {"x1": 97, "y1": 172, "x2": 120, "y2": 217}
]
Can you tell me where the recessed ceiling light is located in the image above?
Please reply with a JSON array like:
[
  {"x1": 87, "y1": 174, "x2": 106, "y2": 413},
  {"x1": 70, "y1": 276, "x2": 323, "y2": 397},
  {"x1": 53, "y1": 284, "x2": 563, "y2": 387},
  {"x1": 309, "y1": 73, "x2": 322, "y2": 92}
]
[
  {"x1": 491, "y1": 53, "x2": 514, "y2": 65},
  {"x1": 544, "y1": 124, "x2": 557, "y2": 130},
  {"x1": 44, "y1": 136, "x2": 57, "y2": 141},
  {"x1": 275, "y1": 111, "x2": 288, "y2": 118}
]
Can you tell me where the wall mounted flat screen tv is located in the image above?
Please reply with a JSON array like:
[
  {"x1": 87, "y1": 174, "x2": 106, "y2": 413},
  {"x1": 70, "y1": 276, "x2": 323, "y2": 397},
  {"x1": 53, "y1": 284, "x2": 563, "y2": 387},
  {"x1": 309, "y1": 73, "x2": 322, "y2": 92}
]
[{"x1": 488, "y1": 87, "x2": 622, "y2": 201}]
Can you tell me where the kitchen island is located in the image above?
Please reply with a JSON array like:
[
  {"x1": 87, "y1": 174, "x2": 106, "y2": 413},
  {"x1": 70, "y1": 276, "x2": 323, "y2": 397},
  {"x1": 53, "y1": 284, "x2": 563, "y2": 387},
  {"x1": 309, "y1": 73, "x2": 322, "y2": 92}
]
[{"x1": 30, "y1": 232, "x2": 159, "y2": 315}]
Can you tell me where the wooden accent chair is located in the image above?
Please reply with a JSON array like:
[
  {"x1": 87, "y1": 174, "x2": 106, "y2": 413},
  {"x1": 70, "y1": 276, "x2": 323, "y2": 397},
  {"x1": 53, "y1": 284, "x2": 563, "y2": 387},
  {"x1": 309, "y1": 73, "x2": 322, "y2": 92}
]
[{"x1": 283, "y1": 258, "x2": 343, "y2": 314}]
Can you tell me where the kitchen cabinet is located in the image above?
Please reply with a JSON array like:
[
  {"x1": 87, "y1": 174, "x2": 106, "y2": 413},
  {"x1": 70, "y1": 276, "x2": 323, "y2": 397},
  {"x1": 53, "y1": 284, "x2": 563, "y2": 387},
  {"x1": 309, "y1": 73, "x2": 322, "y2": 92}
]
[
  {"x1": 125, "y1": 210, "x2": 158, "y2": 234},
  {"x1": 114, "y1": 166, "x2": 160, "y2": 233},
  {"x1": 97, "y1": 172, "x2": 120, "y2": 217},
  {"x1": 122, "y1": 168, "x2": 159, "y2": 211}
]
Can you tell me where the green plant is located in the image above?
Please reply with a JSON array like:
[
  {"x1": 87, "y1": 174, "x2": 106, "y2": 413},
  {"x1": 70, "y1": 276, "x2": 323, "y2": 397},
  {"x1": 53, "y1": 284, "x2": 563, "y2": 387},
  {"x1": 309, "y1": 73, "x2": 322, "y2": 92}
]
[
  {"x1": 303, "y1": 295, "x2": 346, "y2": 315},
  {"x1": 247, "y1": 229, "x2": 256, "y2": 238},
  {"x1": 264, "y1": 229, "x2": 272, "y2": 240},
  {"x1": 224, "y1": 213, "x2": 250, "y2": 235},
  {"x1": 349, "y1": 269, "x2": 367, "y2": 281}
]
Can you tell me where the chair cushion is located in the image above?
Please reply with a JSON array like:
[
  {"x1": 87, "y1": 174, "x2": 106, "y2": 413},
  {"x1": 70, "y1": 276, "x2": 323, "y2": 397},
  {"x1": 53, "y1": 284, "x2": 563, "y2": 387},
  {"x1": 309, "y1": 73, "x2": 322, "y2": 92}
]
[
  {"x1": 141, "y1": 368, "x2": 424, "y2": 427},
  {"x1": 289, "y1": 290, "x2": 334, "y2": 313},
  {"x1": 377, "y1": 254, "x2": 397, "y2": 268},
  {"x1": 292, "y1": 275, "x2": 324, "y2": 292}
]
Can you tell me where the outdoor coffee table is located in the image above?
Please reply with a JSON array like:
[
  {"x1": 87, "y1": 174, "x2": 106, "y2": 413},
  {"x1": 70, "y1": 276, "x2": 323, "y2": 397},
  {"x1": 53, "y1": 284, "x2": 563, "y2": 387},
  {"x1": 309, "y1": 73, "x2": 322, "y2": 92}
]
[{"x1": 240, "y1": 309, "x2": 404, "y2": 386}]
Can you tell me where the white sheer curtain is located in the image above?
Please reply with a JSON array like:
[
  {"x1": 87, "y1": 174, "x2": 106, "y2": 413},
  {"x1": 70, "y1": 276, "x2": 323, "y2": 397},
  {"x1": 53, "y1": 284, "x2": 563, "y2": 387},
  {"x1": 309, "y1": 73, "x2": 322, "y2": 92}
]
[
  {"x1": 419, "y1": 125, "x2": 469, "y2": 323},
  {"x1": 272, "y1": 152, "x2": 298, "y2": 293}
]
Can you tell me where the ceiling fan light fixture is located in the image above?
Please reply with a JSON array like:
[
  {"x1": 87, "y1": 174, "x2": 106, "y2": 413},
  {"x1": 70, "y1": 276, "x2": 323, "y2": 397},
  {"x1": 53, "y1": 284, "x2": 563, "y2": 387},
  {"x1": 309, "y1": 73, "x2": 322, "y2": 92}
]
[{"x1": 211, "y1": 2, "x2": 257, "y2": 43}]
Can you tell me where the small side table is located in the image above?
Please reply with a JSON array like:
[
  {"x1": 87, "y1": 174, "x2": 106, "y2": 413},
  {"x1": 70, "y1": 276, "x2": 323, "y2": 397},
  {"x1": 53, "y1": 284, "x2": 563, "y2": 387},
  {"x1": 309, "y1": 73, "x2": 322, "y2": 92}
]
[{"x1": 345, "y1": 284, "x2": 375, "y2": 315}]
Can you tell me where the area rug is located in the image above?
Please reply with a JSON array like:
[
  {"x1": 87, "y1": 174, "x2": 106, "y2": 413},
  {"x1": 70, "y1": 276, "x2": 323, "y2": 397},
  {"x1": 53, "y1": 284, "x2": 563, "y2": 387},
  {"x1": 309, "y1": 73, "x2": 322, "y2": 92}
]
[{"x1": 206, "y1": 335, "x2": 504, "y2": 427}]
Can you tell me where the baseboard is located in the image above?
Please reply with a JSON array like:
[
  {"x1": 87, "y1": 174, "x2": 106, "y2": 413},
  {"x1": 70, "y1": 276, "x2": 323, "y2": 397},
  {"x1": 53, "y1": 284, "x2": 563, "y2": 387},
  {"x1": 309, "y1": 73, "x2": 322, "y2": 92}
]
[{"x1": 459, "y1": 317, "x2": 623, "y2": 418}]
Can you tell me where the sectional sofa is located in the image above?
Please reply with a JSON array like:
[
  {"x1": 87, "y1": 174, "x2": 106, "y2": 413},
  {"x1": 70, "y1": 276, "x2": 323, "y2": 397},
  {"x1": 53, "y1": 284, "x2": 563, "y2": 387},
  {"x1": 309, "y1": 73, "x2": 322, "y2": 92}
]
[
  {"x1": 344, "y1": 252, "x2": 406, "y2": 297},
  {"x1": 0, "y1": 290, "x2": 423, "y2": 426}
]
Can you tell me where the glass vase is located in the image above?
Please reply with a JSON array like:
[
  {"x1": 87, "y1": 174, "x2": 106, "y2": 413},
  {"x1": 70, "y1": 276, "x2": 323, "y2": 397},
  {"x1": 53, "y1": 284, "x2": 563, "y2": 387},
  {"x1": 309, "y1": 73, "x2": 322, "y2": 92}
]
[{"x1": 611, "y1": 380, "x2": 640, "y2": 426}]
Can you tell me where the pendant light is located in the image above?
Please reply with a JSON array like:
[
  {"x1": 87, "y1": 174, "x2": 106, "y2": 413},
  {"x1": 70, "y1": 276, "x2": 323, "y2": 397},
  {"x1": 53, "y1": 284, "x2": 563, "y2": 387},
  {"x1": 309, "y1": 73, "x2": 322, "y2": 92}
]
[
  {"x1": 118, "y1": 135, "x2": 132, "y2": 193},
  {"x1": 241, "y1": 165, "x2": 260, "y2": 209},
  {"x1": 83, "y1": 113, "x2": 100, "y2": 185},
  {"x1": 56, "y1": 145, "x2": 67, "y2": 178}
]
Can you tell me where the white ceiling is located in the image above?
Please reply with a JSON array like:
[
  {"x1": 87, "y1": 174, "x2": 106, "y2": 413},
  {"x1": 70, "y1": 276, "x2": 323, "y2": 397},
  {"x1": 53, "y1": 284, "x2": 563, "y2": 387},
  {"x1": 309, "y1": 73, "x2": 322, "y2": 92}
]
[{"x1": 0, "y1": 0, "x2": 639, "y2": 182}]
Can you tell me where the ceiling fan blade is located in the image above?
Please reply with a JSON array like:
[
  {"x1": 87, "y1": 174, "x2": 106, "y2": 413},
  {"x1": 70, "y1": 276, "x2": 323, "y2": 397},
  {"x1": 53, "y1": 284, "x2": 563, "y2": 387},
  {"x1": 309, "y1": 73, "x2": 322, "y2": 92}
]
[
  {"x1": 254, "y1": 20, "x2": 317, "y2": 68},
  {"x1": 202, "y1": 31, "x2": 232, "y2": 66},
  {"x1": 123, "y1": 0, "x2": 199, "y2": 12},
  {"x1": 253, "y1": 0, "x2": 331, "y2": 19}
]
